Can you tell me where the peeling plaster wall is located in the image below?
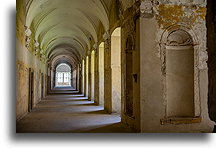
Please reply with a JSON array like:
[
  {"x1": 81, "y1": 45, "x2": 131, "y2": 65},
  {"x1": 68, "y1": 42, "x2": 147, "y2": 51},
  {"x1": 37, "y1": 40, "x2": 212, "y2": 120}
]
[
  {"x1": 16, "y1": 60, "x2": 29, "y2": 120},
  {"x1": 139, "y1": 0, "x2": 214, "y2": 132},
  {"x1": 16, "y1": 0, "x2": 48, "y2": 120},
  {"x1": 120, "y1": 2, "x2": 141, "y2": 131},
  {"x1": 16, "y1": 39, "x2": 48, "y2": 120}
]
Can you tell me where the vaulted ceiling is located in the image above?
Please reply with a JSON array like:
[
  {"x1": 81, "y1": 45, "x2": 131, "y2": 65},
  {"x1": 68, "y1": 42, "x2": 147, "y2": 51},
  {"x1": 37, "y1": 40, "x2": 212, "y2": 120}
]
[{"x1": 26, "y1": 0, "x2": 113, "y2": 69}]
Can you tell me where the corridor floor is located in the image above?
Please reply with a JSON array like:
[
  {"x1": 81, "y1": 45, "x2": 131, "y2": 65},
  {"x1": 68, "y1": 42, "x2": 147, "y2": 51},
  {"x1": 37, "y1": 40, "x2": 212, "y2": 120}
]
[{"x1": 16, "y1": 89, "x2": 134, "y2": 133}]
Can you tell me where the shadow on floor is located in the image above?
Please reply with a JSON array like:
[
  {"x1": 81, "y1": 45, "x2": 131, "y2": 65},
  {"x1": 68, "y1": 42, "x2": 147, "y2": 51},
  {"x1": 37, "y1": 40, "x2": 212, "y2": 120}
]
[
  {"x1": 72, "y1": 103, "x2": 97, "y2": 106},
  {"x1": 41, "y1": 98, "x2": 89, "y2": 102},
  {"x1": 84, "y1": 110, "x2": 107, "y2": 114},
  {"x1": 79, "y1": 122, "x2": 135, "y2": 133}
]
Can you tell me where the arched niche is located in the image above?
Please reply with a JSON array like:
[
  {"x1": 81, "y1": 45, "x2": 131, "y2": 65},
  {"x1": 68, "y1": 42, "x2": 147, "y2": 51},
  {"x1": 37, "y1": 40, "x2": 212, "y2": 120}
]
[{"x1": 160, "y1": 26, "x2": 200, "y2": 119}]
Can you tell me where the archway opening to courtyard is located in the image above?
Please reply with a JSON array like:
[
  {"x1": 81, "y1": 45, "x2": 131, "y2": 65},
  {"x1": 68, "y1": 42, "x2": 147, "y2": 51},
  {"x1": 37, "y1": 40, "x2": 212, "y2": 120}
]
[
  {"x1": 99, "y1": 42, "x2": 105, "y2": 107},
  {"x1": 111, "y1": 27, "x2": 122, "y2": 114},
  {"x1": 55, "y1": 63, "x2": 72, "y2": 87}
]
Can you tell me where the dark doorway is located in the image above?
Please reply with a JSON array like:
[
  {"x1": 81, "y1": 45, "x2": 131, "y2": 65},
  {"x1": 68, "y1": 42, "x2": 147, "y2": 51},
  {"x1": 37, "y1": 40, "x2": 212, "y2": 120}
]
[
  {"x1": 41, "y1": 73, "x2": 44, "y2": 99},
  {"x1": 28, "y1": 68, "x2": 34, "y2": 112}
]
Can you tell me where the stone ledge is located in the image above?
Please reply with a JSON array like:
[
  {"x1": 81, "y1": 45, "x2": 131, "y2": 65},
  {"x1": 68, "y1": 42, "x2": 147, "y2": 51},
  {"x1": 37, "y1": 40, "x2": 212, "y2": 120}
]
[{"x1": 160, "y1": 117, "x2": 202, "y2": 125}]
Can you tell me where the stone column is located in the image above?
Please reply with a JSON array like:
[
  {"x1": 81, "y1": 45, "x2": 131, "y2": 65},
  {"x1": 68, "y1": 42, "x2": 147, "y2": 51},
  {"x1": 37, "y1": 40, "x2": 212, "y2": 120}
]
[
  {"x1": 88, "y1": 53, "x2": 92, "y2": 100},
  {"x1": 71, "y1": 70, "x2": 73, "y2": 88},
  {"x1": 76, "y1": 66, "x2": 79, "y2": 90},
  {"x1": 79, "y1": 63, "x2": 82, "y2": 93},
  {"x1": 47, "y1": 63, "x2": 51, "y2": 93},
  {"x1": 104, "y1": 36, "x2": 112, "y2": 113},
  {"x1": 83, "y1": 58, "x2": 87, "y2": 96},
  {"x1": 53, "y1": 68, "x2": 56, "y2": 89},
  {"x1": 94, "y1": 47, "x2": 100, "y2": 105}
]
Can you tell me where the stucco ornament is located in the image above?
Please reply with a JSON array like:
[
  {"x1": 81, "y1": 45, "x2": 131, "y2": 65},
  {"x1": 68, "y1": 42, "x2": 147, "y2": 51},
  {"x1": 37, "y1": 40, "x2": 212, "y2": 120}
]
[
  {"x1": 140, "y1": 0, "x2": 154, "y2": 18},
  {"x1": 24, "y1": 26, "x2": 32, "y2": 49},
  {"x1": 34, "y1": 40, "x2": 40, "y2": 55}
]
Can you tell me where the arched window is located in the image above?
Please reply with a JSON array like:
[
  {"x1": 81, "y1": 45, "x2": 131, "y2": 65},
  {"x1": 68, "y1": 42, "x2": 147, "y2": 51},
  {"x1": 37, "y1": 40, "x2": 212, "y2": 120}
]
[{"x1": 55, "y1": 63, "x2": 71, "y2": 87}]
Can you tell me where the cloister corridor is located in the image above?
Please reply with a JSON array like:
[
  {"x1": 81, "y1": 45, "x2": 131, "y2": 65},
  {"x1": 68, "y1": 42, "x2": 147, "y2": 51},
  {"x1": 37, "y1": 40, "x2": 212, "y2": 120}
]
[
  {"x1": 16, "y1": 0, "x2": 215, "y2": 133},
  {"x1": 17, "y1": 87, "x2": 134, "y2": 133}
]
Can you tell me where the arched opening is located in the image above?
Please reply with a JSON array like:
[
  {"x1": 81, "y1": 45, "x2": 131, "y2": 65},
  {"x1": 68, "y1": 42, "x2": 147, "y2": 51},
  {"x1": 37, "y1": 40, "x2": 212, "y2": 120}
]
[
  {"x1": 165, "y1": 29, "x2": 195, "y2": 117},
  {"x1": 55, "y1": 63, "x2": 72, "y2": 87},
  {"x1": 99, "y1": 42, "x2": 105, "y2": 106},
  {"x1": 91, "y1": 50, "x2": 95, "y2": 101},
  {"x1": 111, "y1": 27, "x2": 121, "y2": 114}
]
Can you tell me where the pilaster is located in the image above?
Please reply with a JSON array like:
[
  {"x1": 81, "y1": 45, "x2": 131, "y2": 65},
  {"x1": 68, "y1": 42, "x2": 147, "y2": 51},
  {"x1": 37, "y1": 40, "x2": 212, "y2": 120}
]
[
  {"x1": 104, "y1": 34, "x2": 112, "y2": 113},
  {"x1": 94, "y1": 45, "x2": 100, "y2": 105}
]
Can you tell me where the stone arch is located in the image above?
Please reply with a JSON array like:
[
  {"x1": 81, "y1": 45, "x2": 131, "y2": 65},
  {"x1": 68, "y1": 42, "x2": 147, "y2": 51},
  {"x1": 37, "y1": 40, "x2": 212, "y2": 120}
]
[{"x1": 160, "y1": 26, "x2": 201, "y2": 118}]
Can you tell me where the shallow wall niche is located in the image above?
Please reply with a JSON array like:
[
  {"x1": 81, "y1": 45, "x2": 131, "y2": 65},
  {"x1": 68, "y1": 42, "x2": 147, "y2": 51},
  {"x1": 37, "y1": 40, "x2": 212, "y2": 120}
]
[
  {"x1": 165, "y1": 30, "x2": 194, "y2": 117},
  {"x1": 160, "y1": 29, "x2": 199, "y2": 118}
]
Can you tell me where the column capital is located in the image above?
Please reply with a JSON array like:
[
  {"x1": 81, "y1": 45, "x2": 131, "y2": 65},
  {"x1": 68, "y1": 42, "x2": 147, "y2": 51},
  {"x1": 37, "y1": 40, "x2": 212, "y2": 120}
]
[
  {"x1": 104, "y1": 37, "x2": 111, "y2": 51},
  {"x1": 87, "y1": 50, "x2": 91, "y2": 56},
  {"x1": 103, "y1": 31, "x2": 110, "y2": 41},
  {"x1": 93, "y1": 42, "x2": 98, "y2": 50}
]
